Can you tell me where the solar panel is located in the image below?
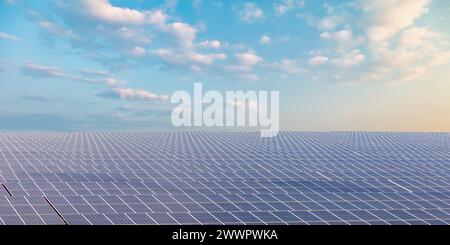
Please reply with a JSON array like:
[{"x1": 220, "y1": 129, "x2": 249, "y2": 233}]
[{"x1": 0, "y1": 131, "x2": 449, "y2": 225}]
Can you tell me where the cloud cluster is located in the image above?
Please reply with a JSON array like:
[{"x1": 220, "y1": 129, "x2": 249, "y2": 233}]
[
  {"x1": 301, "y1": 0, "x2": 449, "y2": 84},
  {"x1": 21, "y1": 60, "x2": 169, "y2": 106},
  {"x1": 24, "y1": 1, "x2": 233, "y2": 75},
  {"x1": 16, "y1": 0, "x2": 272, "y2": 82},
  {"x1": 356, "y1": 0, "x2": 448, "y2": 83},
  {"x1": 360, "y1": 0, "x2": 431, "y2": 49},
  {"x1": 15, "y1": 0, "x2": 450, "y2": 86}
]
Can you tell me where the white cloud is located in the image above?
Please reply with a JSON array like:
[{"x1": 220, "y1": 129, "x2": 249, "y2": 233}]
[
  {"x1": 74, "y1": 1, "x2": 228, "y2": 72},
  {"x1": 129, "y1": 46, "x2": 146, "y2": 57},
  {"x1": 225, "y1": 52, "x2": 263, "y2": 81},
  {"x1": 27, "y1": 0, "x2": 240, "y2": 78},
  {"x1": 117, "y1": 27, "x2": 152, "y2": 44},
  {"x1": 226, "y1": 65, "x2": 252, "y2": 73},
  {"x1": 260, "y1": 35, "x2": 271, "y2": 44},
  {"x1": 308, "y1": 55, "x2": 329, "y2": 66},
  {"x1": 21, "y1": 60, "x2": 126, "y2": 86},
  {"x1": 317, "y1": 15, "x2": 343, "y2": 30},
  {"x1": 319, "y1": 32, "x2": 332, "y2": 40},
  {"x1": 268, "y1": 59, "x2": 303, "y2": 75},
  {"x1": 350, "y1": 0, "x2": 449, "y2": 83},
  {"x1": 359, "y1": 0, "x2": 431, "y2": 48},
  {"x1": 37, "y1": 20, "x2": 78, "y2": 40},
  {"x1": 303, "y1": 0, "x2": 449, "y2": 84},
  {"x1": 320, "y1": 29, "x2": 365, "y2": 51},
  {"x1": 189, "y1": 52, "x2": 226, "y2": 65},
  {"x1": 197, "y1": 40, "x2": 224, "y2": 49},
  {"x1": 101, "y1": 78, "x2": 126, "y2": 86},
  {"x1": 22, "y1": 61, "x2": 66, "y2": 78},
  {"x1": 161, "y1": 22, "x2": 197, "y2": 49},
  {"x1": 331, "y1": 49, "x2": 365, "y2": 67},
  {"x1": 0, "y1": 32, "x2": 20, "y2": 42},
  {"x1": 366, "y1": 26, "x2": 450, "y2": 83},
  {"x1": 79, "y1": 0, "x2": 167, "y2": 25},
  {"x1": 79, "y1": 69, "x2": 111, "y2": 76},
  {"x1": 399, "y1": 26, "x2": 435, "y2": 49},
  {"x1": 152, "y1": 48, "x2": 226, "y2": 66},
  {"x1": 238, "y1": 2, "x2": 264, "y2": 23},
  {"x1": 146, "y1": 20, "x2": 230, "y2": 72},
  {"x1": 274, "y1": 0, "x2": 305, "y2": 16},
  {"x1": 102, "y1": 88, "x2": 168, "y2": 102},
  {"x1": 151, "y1": 49, "x2": 178, "y2": 63},
  {"x1": 235, "y1": 52, "x2": 263, "y2": 66}
]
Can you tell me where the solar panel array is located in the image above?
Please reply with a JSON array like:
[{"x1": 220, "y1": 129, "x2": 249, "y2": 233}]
[{"x1": 0, "y1": 131, "x2": 449, "y2": 225}]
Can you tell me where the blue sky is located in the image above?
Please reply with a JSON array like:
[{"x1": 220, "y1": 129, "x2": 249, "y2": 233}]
[{"x1": 1, "y1": 0, "x2": 450, "y2": 131}]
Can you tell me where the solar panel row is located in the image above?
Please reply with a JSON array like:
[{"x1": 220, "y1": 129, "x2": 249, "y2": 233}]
[{"x1": 0, "y1": 132, "x2": 449, "y2": 225}]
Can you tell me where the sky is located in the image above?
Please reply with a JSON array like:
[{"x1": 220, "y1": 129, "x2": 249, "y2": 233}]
[{"x1": 0, "y1": 0, "x2": 450, "y2": 131}]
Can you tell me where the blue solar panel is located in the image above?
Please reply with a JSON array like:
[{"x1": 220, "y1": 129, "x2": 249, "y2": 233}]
[
  {"x1": 147, "y1": 213, "x2": 178, "y2": 224},
  {"x1": 190, "y1": 212, "x2": 221, "y2": 224},
  {"x1": 170, "y1": 212, "x2": 199, "y2": 224},
  {"x1": 0, "y1": 131, "x2": 449, "y2": 225},
  {"x1": 84, "y1": 213, "x2": 112, "y2": 225}
]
